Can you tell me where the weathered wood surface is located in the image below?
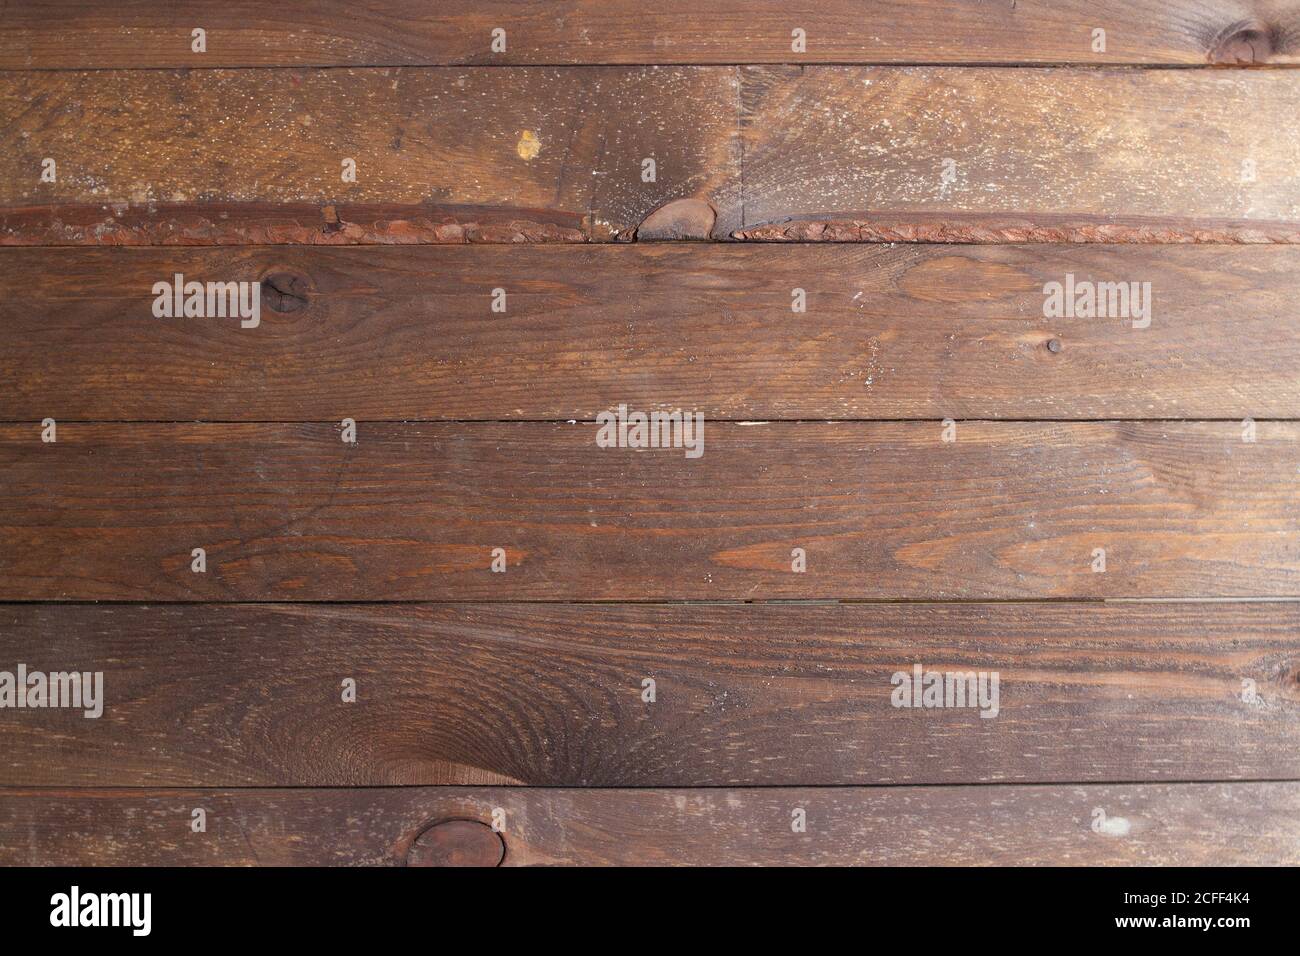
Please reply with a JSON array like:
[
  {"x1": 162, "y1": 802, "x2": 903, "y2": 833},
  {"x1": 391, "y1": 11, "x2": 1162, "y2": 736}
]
[
  {"x1": 2, "y1": 783, "x2": 1296, "y2": 866},
  {"x1": 1, "y1": 602, "x2": 1297, "y2": 788},
  {"x1": 6, "y1": 244, "x2": 1300, "y2": 421},
  {"x1": 733, "y1": 67, "x2": 1300, "y2": 242},
  {"x1": 3, "y1": 422, "x2": 1297, "y2": 601},
  {"x1": 0, "y1": 67, "x2": 739, "y2": 243},
  {"x1": 5, "y1": 67, "x2": 1299, "y2": 244},
  {"x1": 3, "y1": 1, "x2": 1297, "y2": 68}
]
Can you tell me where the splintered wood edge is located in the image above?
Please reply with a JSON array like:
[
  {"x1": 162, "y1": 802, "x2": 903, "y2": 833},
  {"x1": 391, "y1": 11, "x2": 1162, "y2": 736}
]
[
  {"x1": 0, "y1": 203, "x2": 590, "y2": 246},
  {"x1": 731, "y1": 214, "x2": 1300, "y2": 244},
  {"x1": 7, "y1": 205, "x2": 1300, "y2": 246}
]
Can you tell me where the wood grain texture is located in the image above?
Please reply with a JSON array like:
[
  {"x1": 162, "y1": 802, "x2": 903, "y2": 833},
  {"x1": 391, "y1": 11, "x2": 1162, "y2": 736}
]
[
  {"x1": 3, "y1": 1, "x2": 1298, "y2": 67},
  {"x1": 2, "y1": 783, "x2": 1296, "y2": 866},
  {"x1": 0, "y1": 67, "x2": 739, "y2": 243},
  {"x1": 1, "y1": 602, "x2": 1297, "y2": 787},
  {"x1": 5, "y1": 243, "x2": 1300, "y2": 421},
  {"x1": 5, "y1": 67, "x2": 1299, "y2": 244},
  {"x1": 733, "y1": 66, "x2": 1300, "y2": 242},
  {"x1": 3, "y1": 422, "x2": 1298, "y2": 601},
  {"x1": 7, "y1": 5, "x2": 1300, "y2": 874}
]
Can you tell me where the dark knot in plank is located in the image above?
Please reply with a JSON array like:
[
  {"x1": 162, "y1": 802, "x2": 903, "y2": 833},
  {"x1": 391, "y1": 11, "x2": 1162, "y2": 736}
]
[{"x1": 260, "y1": 270, "x2": 311, "y2": 314}]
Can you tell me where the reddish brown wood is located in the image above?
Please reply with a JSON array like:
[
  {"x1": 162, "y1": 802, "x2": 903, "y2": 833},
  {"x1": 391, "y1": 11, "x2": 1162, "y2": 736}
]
[
  {"x1": 731, "y1": 211, "x2": 1300, "y2": 245},
  {"x1": 407, "y1": 820, "x2": 505, "y2": 867},
  {"x1": 5, "y1": 243, "x2": 1300, "y2": 421},
  {"x1": 0, "y1": 67, "x2": 739, "y2": 243},
  {"x1": 5, "y1": 4, "x2": 1300, "y2": 874},
  {"x1": 0, "y1": 202, "x2": 589, "y2": 246},
  {"x1": 2, "y1": 421, "x2": 1298, "y2": 601},
  {"x1": 0, "y1": 602, "x2": 1297, "y2": 787},
  {"x1": 4, "y1": 1, "x2": 1298, "y2": 68},
  {"x1": 2, "y1": 783, "x2": 1296, "y2": 866},
  {"x1": 5, "y1": 67, "x2": 1298, "y2": 244},
  {"x1": 733, "y1": 67, "x2": 1300, "y2": 242}
]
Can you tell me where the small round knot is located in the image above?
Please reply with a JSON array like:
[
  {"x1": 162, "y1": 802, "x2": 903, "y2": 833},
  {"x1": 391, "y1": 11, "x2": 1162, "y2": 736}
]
[
  {"x1": 634, "y1": 198, "x2": 717, "y2": 241},
  {"x1": 1209, "y1": 22, "x2": 1275, "y2": 64},
  {"x1": 407, "y1": 819, "x2": 505, "y2": 867},
  {"x1": 1281, "y1": 663, "x2": 1300, "y2": 702},
  {"x1": 260, "y1": 270, "x2": 311, "y2": 314}
]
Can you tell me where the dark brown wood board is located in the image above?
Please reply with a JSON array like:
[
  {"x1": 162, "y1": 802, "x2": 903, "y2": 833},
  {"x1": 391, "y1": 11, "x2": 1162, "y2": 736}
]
[
  {"x1": 2, "y1": 421, "x2": 1298, "y2": 601},
  {"x1": 5, "y1": 3, "x2": 1300, "y2": 876},
  {"x1": 2, "y1": 783, "x2": 1296, "y2": 866},
  {"x1": 1, "y1": 602, "x2": 1297, "y2": 788},
  {"x1": 5, "y1": 244, "x2": 1300, "y2": 421},
  {"x1": 3, "y1": 1, "x2": 1298, "y2": 68},
  {"x1": 5, "y1": 67, "x2": 1300, "y2": 244}
]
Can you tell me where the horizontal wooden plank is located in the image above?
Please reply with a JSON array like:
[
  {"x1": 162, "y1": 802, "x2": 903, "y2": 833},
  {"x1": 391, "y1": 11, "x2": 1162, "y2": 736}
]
[
  {"x1": 2, "y1": 422, "x2": 1297, "y2": 601},
  {"x1": 3, "y1": 1, "x2": 1298, "y2": 68},
  {"x1": 0, "y1": 66, "x2": 739, "y2": 243},
  {"x1": 2, "y1": 602, "x2": 1297, "y2": 787},
  {"x1": 5, "y1": 67, "x2": 1299, "y2": 244},
  {"x1": 6, "y1": 244, "x2": 1300, "y2": 421},
  {"x1": 734, "y1": 66, "x2": 1300, "y2": 242},
  {"x1": 2, "y1": 783, "x2": 1296, "y2": 865}
]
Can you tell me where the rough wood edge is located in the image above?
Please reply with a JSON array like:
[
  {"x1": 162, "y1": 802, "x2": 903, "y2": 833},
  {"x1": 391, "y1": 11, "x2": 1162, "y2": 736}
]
[
  {"x1": 0, "y1": 202, "x2": 589, "y2": 246},
  {"x1": 731, "y1": 213, "x2": 1300, "y2": 244},
  {"x1": 8, "y1": 204, "x2": 1300, "y2": 245}
]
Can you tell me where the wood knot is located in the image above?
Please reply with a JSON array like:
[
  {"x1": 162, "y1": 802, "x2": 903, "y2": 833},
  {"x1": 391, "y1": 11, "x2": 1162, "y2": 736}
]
[
  {"x1": 407, "y1": 819, "x2": 505, "y2": 867},
  {"x1": 1209, "y1": 21, "x2": 1276, "y2": 64},
  {"x1": 1280, "y1": 663, "x2": 1300, "y2": 702},
  {"x1": 260, "y1": 270, "x2": 311, "y2": 314},
  {"x1": 635, "y1": 198, "x2": 717, "y2": 241}
]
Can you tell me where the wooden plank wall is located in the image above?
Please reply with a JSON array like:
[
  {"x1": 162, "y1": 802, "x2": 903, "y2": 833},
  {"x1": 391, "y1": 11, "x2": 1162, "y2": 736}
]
[{"x1": 1, "y1": 1, "x2": 1299, "y2": 867}]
